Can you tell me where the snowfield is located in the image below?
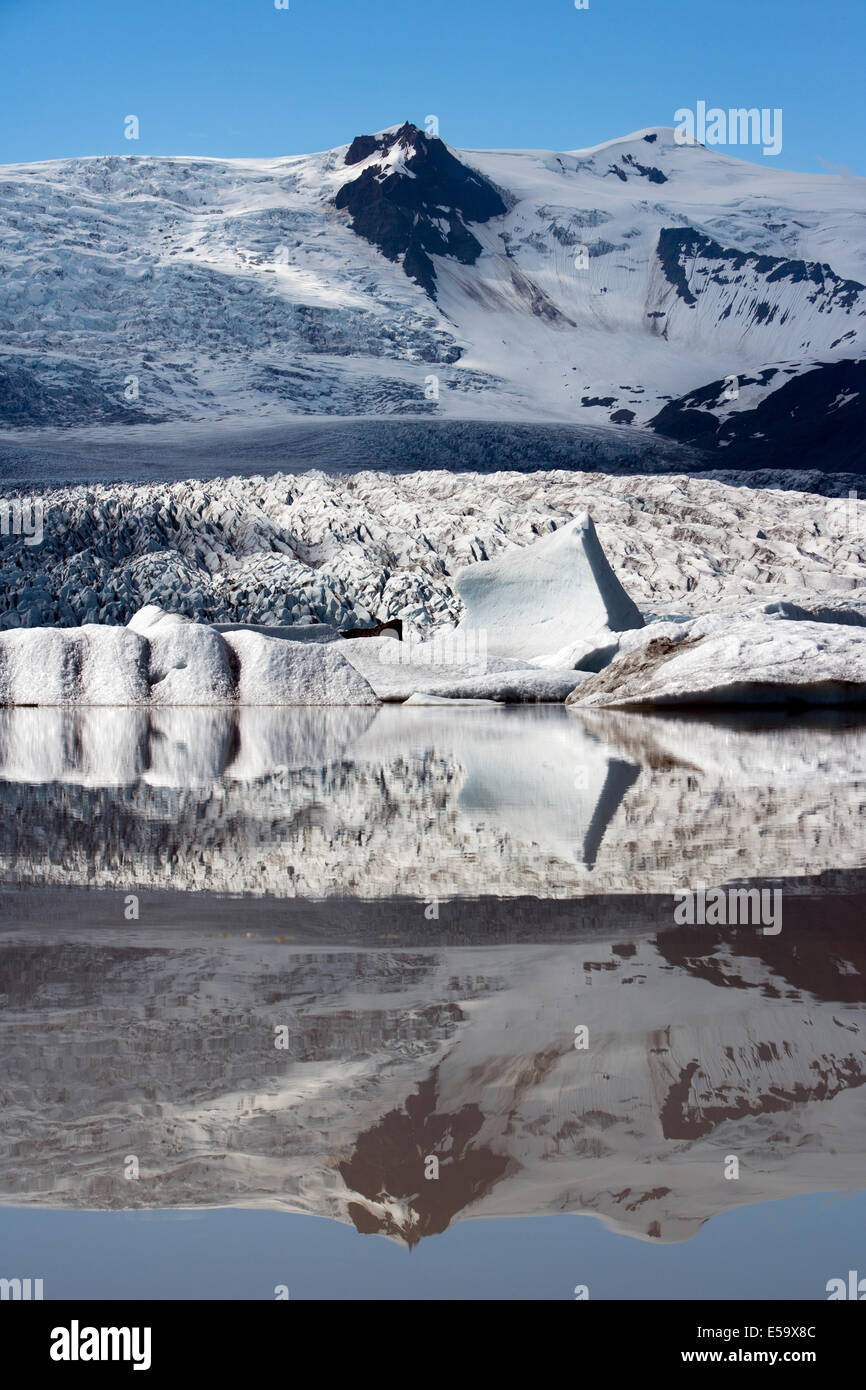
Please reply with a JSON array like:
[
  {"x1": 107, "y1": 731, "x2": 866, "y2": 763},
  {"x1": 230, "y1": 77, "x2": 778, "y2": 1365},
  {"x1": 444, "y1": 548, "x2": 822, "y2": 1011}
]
[{"x1": 1, "y1": 122, "x2": 863, "y2": 469}]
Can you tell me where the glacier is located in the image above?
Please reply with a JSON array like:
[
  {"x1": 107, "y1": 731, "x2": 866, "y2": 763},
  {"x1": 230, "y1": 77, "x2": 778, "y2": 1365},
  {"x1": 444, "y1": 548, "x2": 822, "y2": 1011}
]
[{"x1": 1, "y1": 122, "x2": 864, "y2": 470}]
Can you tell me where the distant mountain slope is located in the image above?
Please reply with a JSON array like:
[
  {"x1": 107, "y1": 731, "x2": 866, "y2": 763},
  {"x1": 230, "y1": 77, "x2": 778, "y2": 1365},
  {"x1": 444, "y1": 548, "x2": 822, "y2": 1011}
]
[{"x1": 1, "y1": 123, "x2": 864, "y2": 469}]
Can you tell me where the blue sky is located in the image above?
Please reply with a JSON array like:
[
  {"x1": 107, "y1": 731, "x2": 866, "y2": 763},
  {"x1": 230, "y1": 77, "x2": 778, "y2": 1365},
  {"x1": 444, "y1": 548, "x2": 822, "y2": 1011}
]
[{"x1": 0, "y1": 0, "x2": 863, "y2": 173}]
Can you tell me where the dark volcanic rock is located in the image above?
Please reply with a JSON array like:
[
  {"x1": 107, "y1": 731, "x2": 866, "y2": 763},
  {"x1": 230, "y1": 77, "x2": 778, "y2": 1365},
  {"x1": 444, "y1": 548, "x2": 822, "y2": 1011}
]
[
  {"x1": 621, "y1": 153, "x2": 668, "y2": 183},
  {"x1": 333, "y1": 122, "x2": 508, "y2": 298},
  {"x1": 650, "y1": 358, "x2": 866, "y2": 472},
  {"x1": 656, "y1": 228, "x2": 865, "y2": 312},
  {"x1": 344, "y1": 134, "x2": 380, "y2": 165}
]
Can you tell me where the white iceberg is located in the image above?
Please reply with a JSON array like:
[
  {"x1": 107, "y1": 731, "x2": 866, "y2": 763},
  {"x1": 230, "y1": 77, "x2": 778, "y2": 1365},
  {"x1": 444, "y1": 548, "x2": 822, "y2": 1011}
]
[
  {"x1": 404, "y1": 692, "x2": 502, "y2": 706},
  {"x1": 453, "y1": 513, "x2": 644, "y2": 665},
  {"x1": 0, "y1": 607, "x2": 379, "y2": 707},
  {"x1": 400, "y1": 670, "x2": 587, "y2": 702},
  {"x1": 568, "y1": 616, "x2": 866, "y2": 709},
  {"x1": 129, "y1": 605, "x2": 236, "y2": 704},
  {"x1": 0, "y1": 625, "x2": 150, "y2": 706},
  {"x1": 337, "y1": 633, "x2": 547, "y2": 700},
  {"x1": 339, "y1": 632, "x2": 576, "y2": 702},
  {"x1": 224, "y1": 627, "x2": 380, "y2": 706}
]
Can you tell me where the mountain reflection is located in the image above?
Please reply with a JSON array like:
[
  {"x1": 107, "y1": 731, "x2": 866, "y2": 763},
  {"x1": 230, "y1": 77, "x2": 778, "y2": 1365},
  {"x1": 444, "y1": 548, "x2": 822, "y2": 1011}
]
[
  {"x1": 0, "y1": 921, "x2": 863, "y2": 1244},
  {"x1": 0, "y1": 706, "x2": 864, "y2": 1245}
]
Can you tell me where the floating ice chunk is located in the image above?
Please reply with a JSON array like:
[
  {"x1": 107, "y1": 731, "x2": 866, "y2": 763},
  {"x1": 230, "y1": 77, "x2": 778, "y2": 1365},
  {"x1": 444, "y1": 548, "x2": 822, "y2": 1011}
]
[
  {"x1": 341, "y1": 633, "x2": 537, "y2": 700},
  {"x1": 129, "y1": 607, "x2": 236, "y2": 705},
  {"x1": 404, "y1": 692, "x2": 502, "y2": 706},
  {"x1": 0, "y1": 607, "x2": 379, "y2": 708},
  {"x1": 568, "y1": 617, "x2": 866, "y2": 709},
  {"x1": 122, "y1": 606, "x2": 379, "y2": 706},
  {"x1": 222, "y1": 628, "x2": 379, "y2": 705},
  {"x1": 454, "y1": 513, "x2": 643, "y2": 663},
  {"x1": 0, "y1": 625, "x2": 150, "y2": 706},
  {"x1": 399, "y1": 669, "x2": 587, "y2": 703}
]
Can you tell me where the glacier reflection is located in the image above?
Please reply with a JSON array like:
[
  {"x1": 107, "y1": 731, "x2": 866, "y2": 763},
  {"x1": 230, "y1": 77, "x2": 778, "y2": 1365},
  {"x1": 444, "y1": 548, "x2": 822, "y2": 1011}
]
[
  {"x1": 1, "y1": 705, "x2": 864, "y2": 1250},
  {"x1": 0, "y1": 705, "x2": 864, "y2": 898}
]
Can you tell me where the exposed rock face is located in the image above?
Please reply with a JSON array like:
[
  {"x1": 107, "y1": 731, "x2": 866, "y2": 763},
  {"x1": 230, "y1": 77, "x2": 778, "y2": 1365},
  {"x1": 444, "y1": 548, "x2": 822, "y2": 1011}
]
[
  {"x1": 340, "y1": 617, "x2": 403, "y2": 640},
  {"x1": 654, "y1": 227, "x2": 863, "y2": 314},
  {"x1": 333, "y1": 123, "x2": 508, "y2": 298},
  {"x1": 568, "y1": 613, "x2": 866, "y2": 708},
  {"x1": 454, "y1": 513, "x2": 643, "y2": 662},
  {"x1": 651, "y1": 358, "x2": 866, "y2": 473}
]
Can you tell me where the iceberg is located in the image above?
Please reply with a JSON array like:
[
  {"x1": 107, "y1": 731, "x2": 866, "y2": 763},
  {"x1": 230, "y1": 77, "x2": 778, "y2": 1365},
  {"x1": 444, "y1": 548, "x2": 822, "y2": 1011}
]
[
  {"x1": 0, "y1": 625, "x2": 150, "y2": 706},
  {"x1": 0, "y1": 607, "x2": 379, "y2": 707},
  {"x1": 454, "y1": 513, "x2": 644, "y2": 665},
  {"x1": 568, "y1": 616, "x2": 866, "y2": 709}
]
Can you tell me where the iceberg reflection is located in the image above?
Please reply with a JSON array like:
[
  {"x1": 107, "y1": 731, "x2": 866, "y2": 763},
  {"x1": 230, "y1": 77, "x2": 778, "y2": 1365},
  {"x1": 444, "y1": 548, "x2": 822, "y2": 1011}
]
[{"x1": 0, "y1": 706, "x2": 863, "y2": 897}]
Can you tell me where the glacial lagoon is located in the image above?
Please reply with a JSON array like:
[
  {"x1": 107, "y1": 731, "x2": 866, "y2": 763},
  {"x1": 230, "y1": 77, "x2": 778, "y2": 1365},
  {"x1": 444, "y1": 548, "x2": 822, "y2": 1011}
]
[{"x1": 1, "y1": 705, "x2": 864, "y2": 1298}]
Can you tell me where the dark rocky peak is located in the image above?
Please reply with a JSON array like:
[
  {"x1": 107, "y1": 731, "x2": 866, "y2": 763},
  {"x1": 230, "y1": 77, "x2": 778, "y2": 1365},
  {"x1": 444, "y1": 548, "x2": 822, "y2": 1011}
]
[
  {"x1": 607, "y1": 154, "x2": 668, "y2": 184},
  {"x1": 343, "y1": 133, "x2": 381, "y2": 165},
  {"x1": 344, "y1": 121, "x2": 426, "y2": 166},
  {"x1": 340, "y1": 1073, "x2": 510, "y2": 1247},
  {"x1": 650, "y1": 357, "x2": 866, "y2": 471},
  {"x1": 334, "y1": 123, "x2": 508, "y2": 298}
]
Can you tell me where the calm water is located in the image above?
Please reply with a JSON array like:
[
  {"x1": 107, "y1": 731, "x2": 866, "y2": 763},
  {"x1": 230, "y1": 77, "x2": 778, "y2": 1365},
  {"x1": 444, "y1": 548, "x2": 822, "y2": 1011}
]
[{"x1": 1, "y1": 705, "x2": 864, "y2": 1299}]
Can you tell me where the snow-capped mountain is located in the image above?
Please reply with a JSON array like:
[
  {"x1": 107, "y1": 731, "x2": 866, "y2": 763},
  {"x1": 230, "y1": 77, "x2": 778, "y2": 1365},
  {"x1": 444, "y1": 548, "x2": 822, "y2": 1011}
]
[{"x1": 1, "y1": 123, "x2": 864, "y2": 470}]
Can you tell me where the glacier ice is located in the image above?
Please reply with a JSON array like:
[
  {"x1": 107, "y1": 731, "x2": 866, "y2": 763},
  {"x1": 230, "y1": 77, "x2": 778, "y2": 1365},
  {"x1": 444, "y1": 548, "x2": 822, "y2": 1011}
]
[
  {"x1": 568, "y1": 614, "x2": 866, "y2": 709},
  {"x1": 0, "y1": 606, "x2": 379, "y2": 707},
  {"x1": 454, "y1": 512, "x2": 643, "y2": 662}
]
